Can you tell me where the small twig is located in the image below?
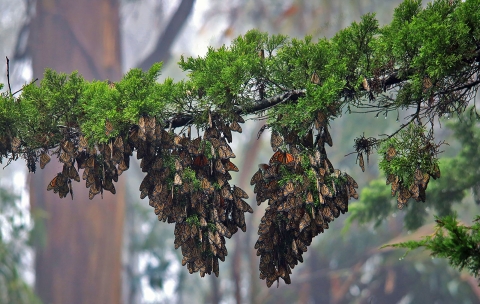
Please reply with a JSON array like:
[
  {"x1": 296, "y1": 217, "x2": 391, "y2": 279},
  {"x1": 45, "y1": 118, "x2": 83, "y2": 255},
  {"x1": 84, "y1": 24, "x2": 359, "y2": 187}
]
[
  {"x1": 12, "y1": 78, "x2": 39, "y2": 96},
  {"x1": 378, "y1": 113, "x2": 418, "y2": 140},
  {"x1": 6, "y1": 56, "x2": 12, "y2": 95}
]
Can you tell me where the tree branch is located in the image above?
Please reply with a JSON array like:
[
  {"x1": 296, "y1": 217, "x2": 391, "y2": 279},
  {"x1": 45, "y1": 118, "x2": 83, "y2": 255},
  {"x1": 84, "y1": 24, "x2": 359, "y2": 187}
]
[{"x1": 137, "y1": 0, "x2": 195, "y2": 71}]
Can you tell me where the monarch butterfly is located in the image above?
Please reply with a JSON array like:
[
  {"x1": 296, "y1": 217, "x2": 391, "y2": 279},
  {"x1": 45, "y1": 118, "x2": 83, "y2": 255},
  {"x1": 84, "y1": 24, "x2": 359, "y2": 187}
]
[
  {"x1": 105, "y1": 120, "x2": 114, "y2": 136},
  {"x1": 390, "y1": 176, "x2": 400, "y2": 196},
  {"x1": 316, "y1": 111, "x2": 327, "y2": 130},
  {"x1": 301, "y1": 129, "x2": 314, "y2": 148},
  {"x1": 173, "y1": 135, "x2": 183, "y2": 147},
  {"x1": 216, "y1": 221, "x2": 231, "y2": 238},
  {"x1": 350, "y1": 188, "x2": 359, "y2": 200},
  {"x1": 277, "y1": 197, "x2": 295, "y2": 211},
  {"x1": 322, "y1": 205, "x2": 334, "y2": 222},
  {"x1": 323, "y1": 126, "x2": 333, "y2": 147},
  {"x1": 327, "y1": 199, "x2": 340, "y2": 217},
  {"x1": 67, "y1": 165, "x2": 80, "y2": 182},
  {"x1": 299, "y1": 213, "x2": 311, "y2": 233},
  {"x1": 357, "y1": 153, "x2": 365, "y2": 172},
  {"x1": 103, "y1": 178, "x2": 116, "y2": 194},
  {"x1": 335, "y1": 196, "x2": 348, "y2": 213},
  {"x1": 320, "y1": 183, "x2": 331, "y2": 197},
  {"x1": 86, "y1": 172, "x2": 96, "y2": 188},
  {"x1": 179, "y1": 150, "x2": 192, "y2": 166},
  {"x1": 139, "y1": 176, "x2": 151, "y2": 199},
  {"x1": 296, "y1": 238, "x2": 308, "y2": 253},
  {"x1": 209, "y1": 138, "x2": 221, "y2": 149},
  {"x1": 221, "y1": 186, "x2": 233, "y2": 201},
  {"x1": 431, "y1": 163, "x2": 441, "y2": 179},
  {"x1": 284, "y1": 131, "x2": 296, "y2": 145},
  {"x1": 138, "y1": 115, "x2": 146, "y2": 132},
  {"x1": 118, "y1": 158, "x2": 128, "y2": 173},
  {"x1": 421, "y1": 172, "x2": 430, "y2": 188},
  {"x1": 193, "y1": 155, "x2": 208, "y2": 167},
  {"x1": 315, "y1": 208, "x2": 325, "y2": 227},
  {"x1": 222, "y1": 125, "x2": 232, "y2": 143},
  {"x1": 201, "y1": 178, "x2": 214, "y2": 194},
  {"x1": 112, "y1": 137, "x2": 124, "y2": 163},
  {"x1": 223, "y1": 160, "x2": 239, "y2": 172},
  {"x1": 58, "y1": 180, "x2": 70, "y2": 198},
  {"x1": 233, "y1": 185, "x2": 248, "y2": 199},
  {"x1": 386, "y1": 174, "x2": 396, "y2": 185},
  {"x1": 103, "y1": 143, "x2": 112, "y2": 162},
  {"x1": 218, "y1": 145, "x2": 235, "y2": 159},
  {"x1": 269, "y1": 151, "x2": 295, "y2": 165},
  {"x1": 40, "y1": 152, "x2": 51, "y2": 169},
  {"x1": 213, "y1": 257, "x2": 220, "y2": 277},
  {"x1": 230, "y1": 121, "x2": 242, "y2": 133},
  {"x1": 159, "y1": 129, "x2": 173, "y2": 148},
  {"x1": 259, "y1": 163, "x2": 278, "y2": 180},
  {"x1": 325, "y1": 158, "x2": 334, "y2": 173},
  {"x1": 59, "y1": 152, "x2": 71, "y2": 164},
  {"x1": 310, "y1": 72, "x2": 321, "y2": 85},
  {"x1": 414, "y1": 168, "x2": 423, "y2": 183},
  {"x1": 397, "y1": 194, "x2": 408, "y2": 209},
  {"x1": 235, "y1": 198, "x2": 253, "y2": 213},
  {"x1": 418, "y1": 185, "x2": 426, "y2": 202},
  {"x1": 250, "y1": 170, "x2": 263, "y2": 185},
  {"x1": 151, "y1": 183, "x2": 163, "y2": 199},
  {"x1": 175, "y1": 159, "x2": 183, "y2": 171},
  {"x1": 386, "y1": 146, "x2": 396, "y2": 161},
  {"x1": 150, "y1": 157, "x2": 162, "y2": 171},
  {"x1": 47, "y1": 173, "x2": 61, "y2": 191},
  {"x1": 89, "y1": 183, "x2": 102, "y2": 200},
  {"x1": 283, "y1": 181, "x2": 294, "y2": 196},
  {"x1": 145, "y1": 116, "x2": 156, "y2": 140},
  {"x1": 256, "y1": 190, "x2": 267, "y2": 205},
  {"x1": 270, "y1": 131, "x2": 283, "y2": 152},
  {"x1": 188, "y1": 137, "x2": 202, "y2": 155},
  {"x1": 400, "y1": 187, "x2": 411, "y2": 200},
  {"x1": 78, "y1": 135, "x2": 88, "y2": 152},
  {"x1": 409, "y1": 183, "x2": 420, "y2": 200},
  {"x1": 214, "y1": 159, "x2": 225, "y2": 174},
  {"x1": 305, "y1": 192, "x2": 314, "y2": 205}
]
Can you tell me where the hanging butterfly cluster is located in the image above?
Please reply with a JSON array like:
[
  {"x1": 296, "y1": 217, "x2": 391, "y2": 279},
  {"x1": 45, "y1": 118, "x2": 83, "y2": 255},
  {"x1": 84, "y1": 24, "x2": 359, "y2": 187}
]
[
  {"x1": 43, "y1": 122, "x2": 131, "y2": 199},
  {"x1": 18, "y1": 112, "x2": 252, "y2": 278},
  {"x1": 384, "y1": 145, "x2": 440, "y2": 209},
  {"x1": 133, "y1": 113, "x2": 252, "y2": 277},
  {"x1": 251, "y1": 111, "x2": 358, "y2": 287}
]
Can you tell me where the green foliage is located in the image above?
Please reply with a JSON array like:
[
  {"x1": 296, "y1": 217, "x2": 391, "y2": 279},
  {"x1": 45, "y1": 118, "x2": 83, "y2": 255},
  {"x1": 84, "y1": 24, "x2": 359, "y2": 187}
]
[
  {"x1": 378, "y1": 123, "x2": 438, "y2": 187},
  {"x1": 384, "y1": 213, "x2": 480, "y2": 284}
]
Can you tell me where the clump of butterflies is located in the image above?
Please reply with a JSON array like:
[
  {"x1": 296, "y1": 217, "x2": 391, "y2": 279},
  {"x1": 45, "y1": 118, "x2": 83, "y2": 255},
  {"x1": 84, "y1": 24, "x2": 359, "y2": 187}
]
[
  {"x1": 129, "y1": 112, "x2": 252, "y2": 277},
  {"x1": 35, "y1": 112, "x2": 252, "y2": 277},
  {"x1": 384, "y1": 145, "x2": 440, "y2": 209},
  {"x1": 251, "y1": 111, "x2": 359, "y2": 287}
]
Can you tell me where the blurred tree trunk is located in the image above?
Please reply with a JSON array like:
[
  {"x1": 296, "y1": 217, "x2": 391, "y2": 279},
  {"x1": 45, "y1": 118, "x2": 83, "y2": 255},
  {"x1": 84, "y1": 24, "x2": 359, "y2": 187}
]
[{"x1": 28, "y1": 1, "x2": 124, "y2": 304}]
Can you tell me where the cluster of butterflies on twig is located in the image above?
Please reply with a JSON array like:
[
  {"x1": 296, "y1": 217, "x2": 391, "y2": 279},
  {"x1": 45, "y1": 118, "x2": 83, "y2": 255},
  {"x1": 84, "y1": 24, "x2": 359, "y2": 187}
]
[
  {"x1": 0, "y1": 108, "x2": 361, "y2": 287},
  {"x1": 384, "y1": 145, "x2": 440, "y2": 209},
  {"x1": 136, "y1": 113, "x2": 253, "y2": 277},
  {"x1": 251, "y1": 111, "x2": 358, "y2": 287},
  {"x1": 35, "y1": 113, "x2": 253, "y2": 278}
]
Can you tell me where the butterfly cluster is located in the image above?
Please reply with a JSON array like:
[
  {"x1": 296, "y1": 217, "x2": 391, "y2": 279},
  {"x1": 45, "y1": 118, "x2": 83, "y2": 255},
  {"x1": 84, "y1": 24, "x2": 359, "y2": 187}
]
[
  {"x1": 42, "y1": 121, "x2": 131, "y2": 199},
  {"x1": 133, "y1": 113, "x2": 252, "y2": 277},
  {"x1": 251, "y1": 111, "x2": 358, "y2": 287},
  {"x1": 384, "y1": 145, "x2": 440, "y2": 209}
]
